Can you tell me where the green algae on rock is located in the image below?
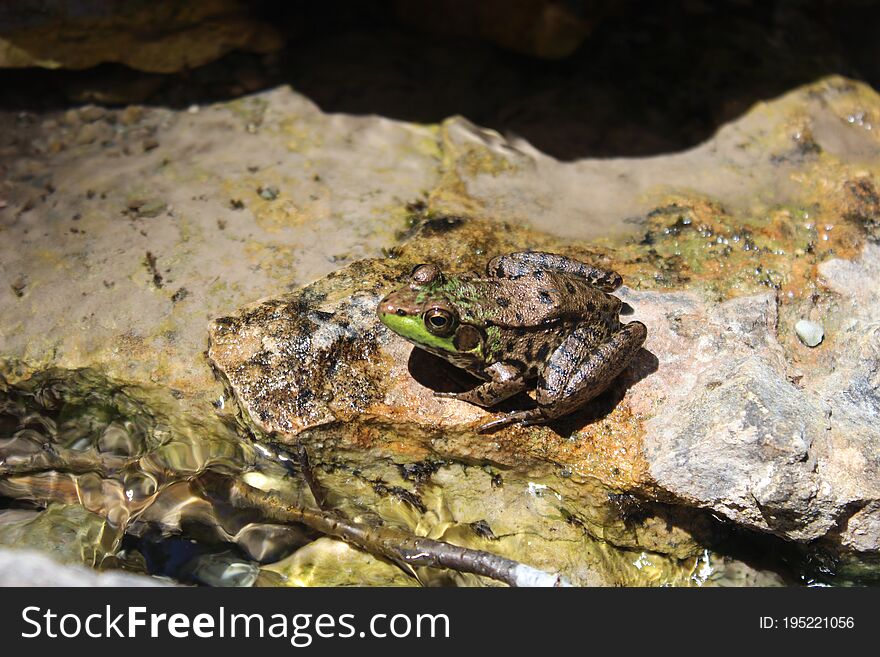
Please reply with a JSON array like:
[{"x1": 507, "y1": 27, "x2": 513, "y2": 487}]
[
  {"x1": 0, "y1": 366, "x2": 600, "y2": 586},
  {"x1": 208, "y1": 207, "x2": 880, "y2": 566}
]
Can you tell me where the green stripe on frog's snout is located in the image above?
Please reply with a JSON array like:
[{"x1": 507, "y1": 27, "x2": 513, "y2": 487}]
[
  {"x1": 379, "y1": 312, "x2": 457, "y2": 353},
  {"x1": 380, "y1": 312, "x2": 484, "y2": 360}
]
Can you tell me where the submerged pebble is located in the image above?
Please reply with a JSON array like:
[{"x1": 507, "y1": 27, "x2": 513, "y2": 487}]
[
  {"x1": 795, "y1": 319, "x2": 824, "y2": 347},
  {"x1": 183, "y1": 552, "x2": 261, "y2": 587}
]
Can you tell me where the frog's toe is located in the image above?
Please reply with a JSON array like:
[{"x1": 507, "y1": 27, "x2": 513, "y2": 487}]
[{"x1": 477, "y1": 409, "x2": 547, "y2": 433}]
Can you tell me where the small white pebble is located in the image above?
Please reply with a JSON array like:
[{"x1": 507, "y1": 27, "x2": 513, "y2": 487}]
[{"x1": 795, "y1": 319, "x2": 824, "y2": 347}]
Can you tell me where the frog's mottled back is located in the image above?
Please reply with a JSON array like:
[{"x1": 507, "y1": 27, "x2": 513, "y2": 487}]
[{"x1": 377, "y1": 252, "x2": 646, "y2": 432}]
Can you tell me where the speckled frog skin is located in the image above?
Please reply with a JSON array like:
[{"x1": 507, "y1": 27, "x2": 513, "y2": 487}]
[{"x1": 377, "y1": 252, "x2": 647, "y2": 432}]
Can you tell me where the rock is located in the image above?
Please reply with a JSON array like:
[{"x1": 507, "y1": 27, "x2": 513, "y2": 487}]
[
  {"x1": 5, "y1": 75, "x2": 880, "y2": 584},
  {"x1": 182, "y1": 551, "x2": 261, "y2": 587},
  {"x1": 209, "y1": 228, "x2": 880, "y2": 552},
  {"x1": 839, "y1": 502, "x2": 880, "y2": 553},
  {"x1": 0, "y1": 1, "x2": 282, "y2": 73},
  {"x1": 643, "y1": 357, "x2": 833, "y2": 541},
  {"x1": 0, "y1": 85, "x2": 443, "y2": 402},
  {"x1": 814, "y1": 244, "x2": 880, "y2": 552},
  {"x1": 0, "y1": 548, "x2": 170, "y2": 586},
  {"x1": 2, "y1": 76, "x2": 876, "y2": 404},
  {"x1": 795, "y1": 319, "x2": 824, "y2": 347}
]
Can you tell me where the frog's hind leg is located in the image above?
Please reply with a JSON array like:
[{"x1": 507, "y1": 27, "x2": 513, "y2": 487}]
[
  {"x1": 477, "y1": 321, "x2": 646, "y2": 432},
  {"x1": 486, "y1": 252, "x2": 622, "y2": 292}
]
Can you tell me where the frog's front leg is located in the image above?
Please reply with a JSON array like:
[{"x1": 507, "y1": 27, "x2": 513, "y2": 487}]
[
  {"x1": 477, "y1": 321, "x2": 646, "y2": 432},
  {"x1": 434, "y1": 362, "x2": 528, "y2": 407}
]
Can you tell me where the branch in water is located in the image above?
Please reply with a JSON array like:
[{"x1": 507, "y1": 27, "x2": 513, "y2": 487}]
[
  {"x1": 0, "y1": 448, "x2": 129, "y2": 477},
  {"x1": 226, "y1": 477, "x2": 572, "y2": 588},
  {"x1": 276, "y1": 441, "x2": 328, "y2": 511},
  {"x1": 0, "y1": 457, "x2": 575, "y2": 587}
]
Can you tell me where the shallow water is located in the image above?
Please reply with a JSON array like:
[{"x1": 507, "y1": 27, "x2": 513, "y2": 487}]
[{"x1": 0, "y1": 366, "x2": 863, "y2": 587}]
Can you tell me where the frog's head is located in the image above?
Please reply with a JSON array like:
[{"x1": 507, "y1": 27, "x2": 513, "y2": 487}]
[{"x1": 377, "y1": 263, "x2": 484, "y2": 358}]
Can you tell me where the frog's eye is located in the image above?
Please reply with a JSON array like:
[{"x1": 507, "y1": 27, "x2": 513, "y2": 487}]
[
  {"x1": 411, "y1": 263, "x2": 443, "y2": 286},
  {"x1": 423, "y1": 307, "x2": 457, "y2": 337}
]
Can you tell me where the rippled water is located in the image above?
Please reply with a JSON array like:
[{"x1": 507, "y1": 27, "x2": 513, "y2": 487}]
[
  {"x1": 0, "y1": 367, "x2": 864, "y2": 586},
  {"x1": 0, "y1": 367, "x2": 301, "y2": 584}
]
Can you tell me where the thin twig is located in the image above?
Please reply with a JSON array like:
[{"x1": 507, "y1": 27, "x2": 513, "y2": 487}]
[
  {"x1": 227, "y1": 477, "x2": 572, "y2": 587},
  {"x1": 290, "y1": 442, "x2": 328, "y2": 511},
  {"x1": 0, "y1": 456, "x2": 574, "y2": 586}
]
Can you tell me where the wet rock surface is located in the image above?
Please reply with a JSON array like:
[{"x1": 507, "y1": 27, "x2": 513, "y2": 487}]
[
  {"x1": 0, "y1": 366, "x2": 731, "y2": 586},
  {"x1": 2, "y1": 71, "x2": 880, "y2": 584},
  {"x1": 0, "y1": 86, "x2": 441, "y2": 401},
  {"x1": 208, "y1": 221, "x2": 880, "y2": 552},
  {"x1": 207, "y1": 77, "x2": 880, "y2": 566}
]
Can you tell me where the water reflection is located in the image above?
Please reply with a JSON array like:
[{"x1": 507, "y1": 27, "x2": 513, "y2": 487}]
[
  {"x1": 0, "y1": 367, "x2": 304, "y2": 582},
  {"x1": 0, "y1": 367, "x2": 835, "y2": 586}
]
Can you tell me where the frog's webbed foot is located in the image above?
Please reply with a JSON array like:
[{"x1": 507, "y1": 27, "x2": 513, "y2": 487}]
[
  {"x1": 486, "y1": 252, "x2": 622, "y2": 292},
  {"x1": 476, "y1": 409, "x2": 548, "y2": 433}
]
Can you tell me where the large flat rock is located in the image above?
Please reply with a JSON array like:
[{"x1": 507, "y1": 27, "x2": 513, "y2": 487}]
[{"x1": 4, "y1": 75, "x2": 880, "y2": 584}]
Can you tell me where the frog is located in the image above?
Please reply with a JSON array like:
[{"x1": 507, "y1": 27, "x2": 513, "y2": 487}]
[{"x1": 377, "y1": 251, "x2": 647, "y2": 432}]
